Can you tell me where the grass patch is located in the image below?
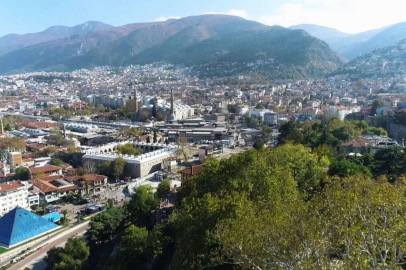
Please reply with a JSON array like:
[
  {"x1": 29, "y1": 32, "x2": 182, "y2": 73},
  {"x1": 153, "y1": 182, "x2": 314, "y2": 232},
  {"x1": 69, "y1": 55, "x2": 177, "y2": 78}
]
[{"x1": 0, "y1": 247, "x2": 7, "y2": 254}]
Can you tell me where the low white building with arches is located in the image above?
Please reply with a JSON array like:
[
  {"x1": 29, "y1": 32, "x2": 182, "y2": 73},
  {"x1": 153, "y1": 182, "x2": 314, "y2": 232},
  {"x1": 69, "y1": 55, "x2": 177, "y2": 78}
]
[{"x1": 81, "y1": 141, "x2": 177, "y2": 178}]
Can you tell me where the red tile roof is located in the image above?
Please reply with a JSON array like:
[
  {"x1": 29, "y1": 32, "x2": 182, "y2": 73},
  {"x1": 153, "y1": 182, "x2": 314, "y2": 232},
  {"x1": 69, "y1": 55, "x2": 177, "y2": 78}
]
[
  {"x1": 35, "y1": 175, "x2": 63, "y2": 182},
  {"x1": 32, "y1": 179, "x2": 58, "y2": 193},
  {"x1": 0, "y1": 181, "x2": 24, "y2": 194},
  {"x1": 179, "y1": 164, "x2": 206, "y2": 176},
  {"x1": 342, "y1": 137, "x2": 371, "y2": 148},
  {"x1": 29, "y1": 165, "x2": 61, "y2": 174}
]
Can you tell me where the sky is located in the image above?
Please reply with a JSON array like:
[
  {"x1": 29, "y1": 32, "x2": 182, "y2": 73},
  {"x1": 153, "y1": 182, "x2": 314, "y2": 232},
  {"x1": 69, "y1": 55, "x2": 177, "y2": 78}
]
[{"x1": 1, "y1": 0, "x2": 406, "y2": 37}]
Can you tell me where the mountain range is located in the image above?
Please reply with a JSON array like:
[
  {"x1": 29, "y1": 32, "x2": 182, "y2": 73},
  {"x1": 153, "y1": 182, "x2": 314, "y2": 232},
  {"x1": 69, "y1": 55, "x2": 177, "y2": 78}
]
[
  {"x1": 333, "y1": 38, "x2": 406, "y2": 80},
  {"x1": 0, "y1": 15, "x2": 343, "y2": 78},
  {"x1": 290, "y1": 22, "x2": 406, "y2": 60}
]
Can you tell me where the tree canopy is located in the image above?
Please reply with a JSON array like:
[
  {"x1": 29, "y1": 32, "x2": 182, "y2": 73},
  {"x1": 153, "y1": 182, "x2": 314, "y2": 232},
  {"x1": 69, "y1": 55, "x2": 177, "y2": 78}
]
[{"x1": 46, "y1": 238, "x2": 89, "y2": 270}]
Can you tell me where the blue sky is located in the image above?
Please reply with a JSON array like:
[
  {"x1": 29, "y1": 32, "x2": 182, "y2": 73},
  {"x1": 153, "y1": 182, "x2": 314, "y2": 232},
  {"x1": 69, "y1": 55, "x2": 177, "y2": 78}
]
[{"x1": 1, "y1": 0, "x2": 406, "y2": 37}]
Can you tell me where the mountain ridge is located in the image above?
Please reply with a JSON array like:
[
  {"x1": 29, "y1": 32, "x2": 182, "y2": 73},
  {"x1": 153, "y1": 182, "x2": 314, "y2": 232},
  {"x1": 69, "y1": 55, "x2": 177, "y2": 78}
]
[
  {"x1": 290, "y1": 22, "x2": 406, "y2": 60},
  {"x1": 0, "y1": 15, "x2": 344, "y2": 78}
]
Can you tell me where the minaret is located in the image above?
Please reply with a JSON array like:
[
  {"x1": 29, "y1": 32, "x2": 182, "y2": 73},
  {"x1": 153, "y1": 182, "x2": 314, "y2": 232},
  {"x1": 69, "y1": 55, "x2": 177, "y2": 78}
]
[
  {"x1": 169, "y1": 88, "x2": 176, "y2": 123},
  {"x1": 170, "y1": 88, "x2": 174, "y2": 116},
  {"x1": 129, "y1": 82, "x2": 138, "y2": 114},
  {"x1": 134, "y1": 84, "x2": 139, "y2": 114}
]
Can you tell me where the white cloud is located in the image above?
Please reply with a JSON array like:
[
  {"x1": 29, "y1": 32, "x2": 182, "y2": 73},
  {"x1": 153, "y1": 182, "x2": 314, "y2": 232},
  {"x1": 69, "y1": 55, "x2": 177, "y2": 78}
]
[
  {"x1": 153, "y1": 16, "x2": 181, "y2": 22},
  {"x1": 259, "y1": 0, "x2": 406, "y2": 34},
  {"x1": 204, "y1": 9, "x2": 249, "y2": 19}
]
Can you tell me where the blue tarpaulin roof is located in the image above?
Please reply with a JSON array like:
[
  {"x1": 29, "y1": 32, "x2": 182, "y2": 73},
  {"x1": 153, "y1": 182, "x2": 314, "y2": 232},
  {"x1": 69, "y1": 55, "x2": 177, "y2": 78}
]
[{"x1": 0, "y1": 207, "x2": 58, "y2": 246}]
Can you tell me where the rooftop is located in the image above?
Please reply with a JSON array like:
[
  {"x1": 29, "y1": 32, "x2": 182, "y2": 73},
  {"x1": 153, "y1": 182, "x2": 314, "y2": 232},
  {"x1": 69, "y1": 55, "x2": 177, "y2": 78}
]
[
  {"x1": 29, "y1": 165, "x2": 61, "y2": 174},
  {"x1": 0, "y1": 207, "x2": 58, "y2": 247},
  {"x1": 0, "y1": 181, "x2": 25, "y2": 195}
]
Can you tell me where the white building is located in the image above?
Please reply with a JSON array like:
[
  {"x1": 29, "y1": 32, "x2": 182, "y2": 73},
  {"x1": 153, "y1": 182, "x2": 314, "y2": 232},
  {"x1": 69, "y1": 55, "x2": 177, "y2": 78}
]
[
  {"x1": 82, "y1": 141, "x2": 177, "y2": 178},
  {"x1": 0, "y1": 181, "x2": 30, "y2": 216},
  {"x1": 299, "y1": 108, "x2": 319, "y2": 120},
  {"x1": 327, "y1": 105, "x2": 361, "y2": 120},
  {"x1": 264, "y1": 112, "x2": 278, "y2": 125},
  {"x1": 158, "y1": 103, "x2": 194, "y2": 120},
  {"x1": 248, "y1": 109, "x2": 271, "y2": 119}
]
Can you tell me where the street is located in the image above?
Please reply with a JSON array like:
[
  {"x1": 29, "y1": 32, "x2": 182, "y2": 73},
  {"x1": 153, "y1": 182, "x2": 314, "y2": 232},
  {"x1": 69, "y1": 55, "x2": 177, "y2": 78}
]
[{"x1": 8, "y1": 223, "x2": 89, "y2": 270}]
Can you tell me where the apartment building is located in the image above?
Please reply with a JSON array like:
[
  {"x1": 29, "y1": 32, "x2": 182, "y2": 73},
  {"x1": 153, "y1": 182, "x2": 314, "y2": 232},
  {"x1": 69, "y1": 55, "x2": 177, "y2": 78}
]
[{"x1": 0, "y1": 181, "x2": 29, "y2": 216}]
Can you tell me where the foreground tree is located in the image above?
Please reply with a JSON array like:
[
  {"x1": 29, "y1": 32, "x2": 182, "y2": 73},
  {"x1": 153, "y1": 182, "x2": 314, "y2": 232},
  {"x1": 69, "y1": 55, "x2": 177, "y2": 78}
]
[
  {"x1": 46, "y1": 238, "x2": 89, "y2": 270},
  {"x1": 87, "y1": 207, "x2": 125, "y2": 245},
  {"x1": 127, "y1": 185, "x2": 157, "y2": 228},
  {"x1": 110, "y1": 225, "x2": 161, "y2": 270}
]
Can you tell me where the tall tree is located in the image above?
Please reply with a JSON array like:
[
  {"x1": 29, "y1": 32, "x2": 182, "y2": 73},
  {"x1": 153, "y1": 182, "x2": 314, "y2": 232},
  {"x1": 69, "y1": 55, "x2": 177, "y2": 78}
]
[
  {"x1": 112, "y1": 157, "x2": 127, "y2": 182},
  {"x1": 156, "y1": 180, "x2": 171, "y2": 199},
  {"x1": 127, "y1": 185, "x2": 157, "y2": 228},
  {"x1": 373, "y1": 146, "x2": 406, "y2": 181}
]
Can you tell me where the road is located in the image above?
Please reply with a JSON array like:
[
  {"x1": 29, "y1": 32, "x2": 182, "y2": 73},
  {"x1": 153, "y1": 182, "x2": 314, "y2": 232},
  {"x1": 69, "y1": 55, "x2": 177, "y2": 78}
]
[{"x1": 8, "y1": 223, "x2": 89, "y2": 270}]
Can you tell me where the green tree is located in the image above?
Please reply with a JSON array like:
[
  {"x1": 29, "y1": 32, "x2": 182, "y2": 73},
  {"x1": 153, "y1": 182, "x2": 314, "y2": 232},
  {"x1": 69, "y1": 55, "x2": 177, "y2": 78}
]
[
  {"x1": 127, "y1": 185, "x2": 157, "y2": 228},
  {"x1": 253, "y1": 139, "x2": 265, "y2": 150},
  {"x1": 371, "y1": 99, "x2": 384, "y2": 115},
  {"x1": 171, "y1": 148, "x2": 302, "y2": 268},
  {"x1": 117, "y1": 144, "x2": 142, "y2": 156},
  {"x1": 46, "y1": 238, "x2": 89, "y2": 270},
  {"x1": 98, "y1": 161, "x2": 112, "y2": 176},
  {"x1": 331, "y1": 126, "x2": 352, "y2": 141},
  {"x1": 119, "y1": 127, "x2": 142, "y2": 138},
  {"x1": 13, "y1": 166, "x2": 29, "y2": 180},
  {"x1": 50, "y1": 128, "x2": 64, "y2": 146},
  {"x1": 96, "y1": 104, "x2": 105, "y2": 113},
  {"x1": 156, "y1": 180, "x2": 171, "y2": 199},
  {"x1": 112, "y1": 225, "x2": 160, "y2": 270},
  {"x1": 87, "y1": 207, "x2": 125, "y2": 245},
  {"x1": 373, "y1": 147, "x2": 406, "y2": 182},
  {"x1": 227, "y1": 104, "x2": 239, "y2": 114},
  {"x1": 0, "y1": 137, "x2": 25, "y2": 151},
  {"x1": 51, "y1": 158, "x2": 64, "y2": 167},
  {"x1": 4, "y1": 123, "x2": 12, "y2": 131},
  {"x1": 329, "y1": 159, "x2": 371, "y2": 178},
  {"x1": 112, "y1": 157, "x2": 127, "y2": 182},
  {"x1": 317, "y1": 176, "x2": 406, "y2": 269}
]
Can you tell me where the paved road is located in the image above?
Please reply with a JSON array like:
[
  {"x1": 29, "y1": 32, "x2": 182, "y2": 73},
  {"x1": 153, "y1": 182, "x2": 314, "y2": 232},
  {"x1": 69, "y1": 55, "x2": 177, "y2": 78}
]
[{"x1": 8, "y1": 223, "x2": 89, "y2": 270}]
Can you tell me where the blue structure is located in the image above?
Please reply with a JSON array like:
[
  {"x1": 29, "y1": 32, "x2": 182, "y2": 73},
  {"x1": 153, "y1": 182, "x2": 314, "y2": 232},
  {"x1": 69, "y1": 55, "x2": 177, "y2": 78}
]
[
  {"x1": 42, "y1": 212, "x2": 61, "y2": 223},
  {"x1": 0, "y1": 207, "x2": 59, "y2": 248}
]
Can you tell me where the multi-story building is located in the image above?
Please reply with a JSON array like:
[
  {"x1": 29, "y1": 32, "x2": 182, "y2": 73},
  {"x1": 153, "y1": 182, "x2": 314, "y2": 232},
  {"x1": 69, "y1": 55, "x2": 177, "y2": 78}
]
[
  {"x1": 32, "y1": 175, "x2": 77, "y2": 203},
  {"x1": 0, "y1": 181, "x2": 29, "y2": 216},
  {"x1": 29, "y1": 165, "x2": 63, "y2": 179}
]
